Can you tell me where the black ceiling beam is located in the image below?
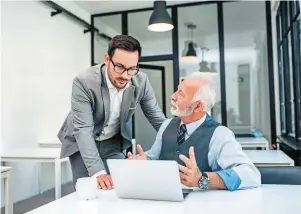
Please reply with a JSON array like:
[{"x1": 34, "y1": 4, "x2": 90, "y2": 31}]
[{"x1": 41, "y1": 1, "x2": 112, "y2": 41}]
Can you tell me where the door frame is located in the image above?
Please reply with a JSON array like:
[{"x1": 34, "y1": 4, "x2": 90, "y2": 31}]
[
  {"x1": 139, "y1": 64, "x2": 167, "y2": 116},
  {"x1": 127, "y1": 64, "x2": 167, "y2": 154},
  {"x1": 131, "y1": 64, "x2": 167, "y2": 139}
]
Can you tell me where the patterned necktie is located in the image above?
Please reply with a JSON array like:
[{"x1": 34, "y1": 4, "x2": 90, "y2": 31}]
[{"x1": 177, "y1": 124, "x2": 187, "y2": 145}]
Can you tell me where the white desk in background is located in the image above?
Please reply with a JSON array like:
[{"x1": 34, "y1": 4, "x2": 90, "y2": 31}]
[
  {"x1": 236, "y1": 137, "x2": 269, "y2": 150},
  {"x1": 244, "y1": 150, "x2": 294, "y2": 166},
  {"x1": 38, "y1": 139, "x2": 137, "y2": 153},
  {"x1": 1, "y1": 166, "x2": 13, "y2": 214},
  {"x1": 38, "y1": 141, "x2": 61, "y2": 148},
  {"x1": 25, "y1": 185, "x2": 301, "y2": 214},
  {"x1": 1, "y1": 148, "x2": 69, "y2": 199}
]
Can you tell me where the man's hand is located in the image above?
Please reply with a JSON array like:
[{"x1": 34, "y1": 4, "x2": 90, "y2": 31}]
[
  {"x1": 96, "y1": 174, "x2": 114, "y2": 190},
  {"x1": 178, "y1": 146, "x2": 202, "y2": 188},
  {"x1": 127, "y1": 144, "x2": 147, "y2": 160}
]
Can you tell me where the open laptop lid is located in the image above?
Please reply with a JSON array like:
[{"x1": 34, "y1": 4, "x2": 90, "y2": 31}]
[{"x1": 107, "y1": 159, "x2": 187, "y2": 202}]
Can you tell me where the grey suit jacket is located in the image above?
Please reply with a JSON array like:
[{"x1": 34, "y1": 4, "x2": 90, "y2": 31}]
[{"x1": 57, "y1": 64, "x2": 166, "y2": 176}]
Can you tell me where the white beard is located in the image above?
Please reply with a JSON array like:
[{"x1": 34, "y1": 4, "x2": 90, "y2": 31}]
[{"x1": 170, "y1": 102, "x2": 193, "y2": 117}]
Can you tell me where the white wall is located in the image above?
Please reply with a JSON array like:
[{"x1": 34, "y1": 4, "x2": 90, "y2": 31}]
[{"x1": 1, "y1": 1, "x2": 90, "y2": 206}]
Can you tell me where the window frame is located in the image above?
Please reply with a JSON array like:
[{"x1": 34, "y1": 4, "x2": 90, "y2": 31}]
[{"x1": 277, "y1": 1, "x2": 301, "y2": 144}]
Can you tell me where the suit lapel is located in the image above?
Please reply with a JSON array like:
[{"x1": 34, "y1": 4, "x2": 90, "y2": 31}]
[
  {"x1": 121, "y1": 85, "x2": 135, "y2": 123},
  {"x1": 100, "y1": 65, "x2": 111, "y2": 125}
]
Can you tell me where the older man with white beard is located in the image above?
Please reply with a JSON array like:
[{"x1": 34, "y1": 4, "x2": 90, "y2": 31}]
[{"x1": 128, "y1": 72, "x2": 261, "y2": 191}]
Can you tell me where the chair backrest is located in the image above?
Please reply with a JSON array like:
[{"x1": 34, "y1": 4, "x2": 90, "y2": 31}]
[{"x1": 257, "y1": 166, "x2": 301, "y2": 185}]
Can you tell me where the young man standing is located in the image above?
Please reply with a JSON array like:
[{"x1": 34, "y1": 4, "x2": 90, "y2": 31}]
[{"x1": 58, "y1": 35, "x2": 166, "y2": 190}]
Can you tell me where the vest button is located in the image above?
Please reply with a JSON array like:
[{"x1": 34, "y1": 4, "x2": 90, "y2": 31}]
[{"x1": 176, "y1": 150, "x2": 180, "y2": 153}]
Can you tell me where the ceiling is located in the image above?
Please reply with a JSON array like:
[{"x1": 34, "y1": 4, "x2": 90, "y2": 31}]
[
  {"x1": 74, "y1": 0, "x2": 199, "y2": 14},
  {"x1": 91, "y1": 1, "x2": 266, "y2": 50}
]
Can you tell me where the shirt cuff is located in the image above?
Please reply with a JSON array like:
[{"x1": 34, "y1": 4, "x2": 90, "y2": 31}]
[
  {"x1": 216, "y1": 168, "x2": 241, "y2": 191},
  {"x1": 92, "y1": 170, "x2": 107, "y2": 178}
]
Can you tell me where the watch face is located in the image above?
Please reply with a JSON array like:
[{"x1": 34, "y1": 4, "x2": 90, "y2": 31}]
[
  {"x1": 199, "y1": 174, "x2": 210, "y2": 190},
  {"x1": 202, "y1": 179, "x2": 209, "y2": 186}
]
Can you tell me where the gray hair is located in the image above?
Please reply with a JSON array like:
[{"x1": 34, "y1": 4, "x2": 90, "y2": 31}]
[{"x1": 189, "y1": 72, "x2": 216, "y2": 112}]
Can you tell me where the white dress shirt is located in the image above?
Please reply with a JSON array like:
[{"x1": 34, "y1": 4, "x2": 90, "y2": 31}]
[
  {"x1": 93, "y1": 70, "x2": 129, "y2": 178},
  {"x1": 96, "y1": 70, "x2": 129, "y2": 141}
]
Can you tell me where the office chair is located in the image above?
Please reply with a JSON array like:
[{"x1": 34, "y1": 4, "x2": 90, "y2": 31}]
[{"x1": 257, "y1": 166, "x2": 301, "y2": 185}]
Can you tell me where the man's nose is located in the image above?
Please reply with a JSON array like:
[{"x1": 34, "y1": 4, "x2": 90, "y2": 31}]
[
  {"x1": 171, "y1": 93, "x2": 176, "y2": 101},
  {"x1": 120, "y1": 71, "x2": 131, "y2": 79}
]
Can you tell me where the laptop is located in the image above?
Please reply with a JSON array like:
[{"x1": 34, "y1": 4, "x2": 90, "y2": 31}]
[{"x1": 107, "y1": 159, "x2": 192, "y2": 202}]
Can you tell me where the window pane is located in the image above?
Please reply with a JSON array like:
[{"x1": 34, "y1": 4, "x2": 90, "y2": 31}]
[
  {"x1": 288, "y1": 31, "x2": 295, "y2": 135},
  {"x1": 297, "y1": 17, "x2": 301, "y2": 138},
  {"x1": 299, "y1": 18, "x2": 301, "y2": 58},
  {"x1": 292, "y1": 0, "x2": 300, "y2": 17},
  {"x1": 286, "y1": 1, "x2": 291, "y2": 29},
  {"x1": 276, "y1": 13, "x2": 282, "y2": 44},
  {"x1": 223, "y1": 1, "x2": 270, "y2": 140},
  {"x1": 128, "y1": 10, "x2": 172, "y2": 56},
  {"x1": 178, "y1": 4, "x2": 221, "y2": 123},
  {"x1": 278, "y1": 45, "x2": 286, "y2": 133},
  {"x1": 93, "y1": 15, "x2": 122, "y2": 64}
]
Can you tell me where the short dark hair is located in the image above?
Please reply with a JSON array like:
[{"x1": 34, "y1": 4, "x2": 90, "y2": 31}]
[{"x1": 107, "y1": 35, "x2": 142, "y2": 58}]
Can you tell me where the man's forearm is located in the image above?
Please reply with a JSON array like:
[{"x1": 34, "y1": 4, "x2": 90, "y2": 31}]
[
  {"x1": 75, "y1": 129, "x2": 106, "y2": 176},
  {"x1": 207, "y1": 172, "x2": 226, "y2": 189}
]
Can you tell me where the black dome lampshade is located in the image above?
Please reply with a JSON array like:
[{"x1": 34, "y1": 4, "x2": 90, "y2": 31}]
[
  {"x1": 181, "y1": 23, "x2": 198, "y2": 59},
  {"x1": 199, "y1": 47, "x2": 217, "y2": 75},
  {"x1": 199, "y1": 61, "x2": 211, "y2": 72},
  {"x1": 148, "y1": 1, "x2": 174, "y2": 32},
  {"x1": 182, "y1": 41, "x2": 198, "y2": 58}
]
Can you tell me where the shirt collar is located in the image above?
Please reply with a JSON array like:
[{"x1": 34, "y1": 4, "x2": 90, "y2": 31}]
[
  {"x1": 105, "y1": 68, "x2": 129, "y2": 91},
  {"x1": 181, "y1": 114, "x2": 207, "y2": 136}
]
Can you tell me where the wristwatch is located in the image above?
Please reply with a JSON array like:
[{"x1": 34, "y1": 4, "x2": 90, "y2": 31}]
[{"x1": 198, "y1": 172, "x2": 210, "y2": 190}]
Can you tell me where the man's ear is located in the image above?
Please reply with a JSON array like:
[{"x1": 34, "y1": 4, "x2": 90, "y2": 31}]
[
  {"x1": 193, "y1": 101, "x2": 204, "y2": 113},
  {"x1": 104, "y1": 53, "x2": 110, "y2": 67}
]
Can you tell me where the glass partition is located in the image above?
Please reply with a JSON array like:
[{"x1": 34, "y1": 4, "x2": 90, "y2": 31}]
[
  {"x1": 223, "y1": 1, "x2": 270, "y2": 139},
  {"x1": 178, "y1": 4, "x2": 221, "y2": 122},
  {"x1": 93, "y1": 15, "x2": 122, "y2": 64}
]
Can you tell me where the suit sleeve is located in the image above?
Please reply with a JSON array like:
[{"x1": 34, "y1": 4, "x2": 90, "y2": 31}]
[
  {"x1": 71, "y1": 76, "x2": 106, "y2": 176},
  {"x1": 139, "y1": 76, "x2": 166, "y2": 132}
]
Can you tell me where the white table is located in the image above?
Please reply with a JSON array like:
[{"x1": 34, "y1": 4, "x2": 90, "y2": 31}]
[
  {"x1": 1, "y1": 166, "x2": 13, "y2": 214},
  {"x1": 39, "y1": 139, "x2": 137, "y2": 154},
  {"x1": 25, "y1": 185, "x2": 301, "y2": 214},
  {"x1": 236, "y1": 137, "x2": 269, "y2": 150},
  {"x1": 1, "y1": 148, "x2": 69, "y2": 199},
  {"x1": 38, "y1": 141, "x2": 61, "y2": 148},
  {"x1": 244, "y1": 150, "x2": 294, "y2": 166}
]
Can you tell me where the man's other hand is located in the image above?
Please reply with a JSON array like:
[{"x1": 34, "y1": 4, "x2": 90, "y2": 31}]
[
  {"x1": 178, "y1": 146, "x2": 202, "y2": 188},
  {"x1": 127, "y1": 144, "x2": 147, "y2": 160}
]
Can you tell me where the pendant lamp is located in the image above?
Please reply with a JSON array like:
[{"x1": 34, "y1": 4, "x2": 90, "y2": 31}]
[
  {"x1": 182, "y1": 23, "x2": 198, "y2": 59},
  {"x1": 199, "y1": 47, "x2": 216, "y2": 74},
  {"x1": 148, "y1": 1, "x2": 174, "y2": 32}
]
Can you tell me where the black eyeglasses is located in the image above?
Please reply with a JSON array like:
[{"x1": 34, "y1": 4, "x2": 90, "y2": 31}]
[{"x1": 110, "y1": 59, "x2": 139, "y2": 76}]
